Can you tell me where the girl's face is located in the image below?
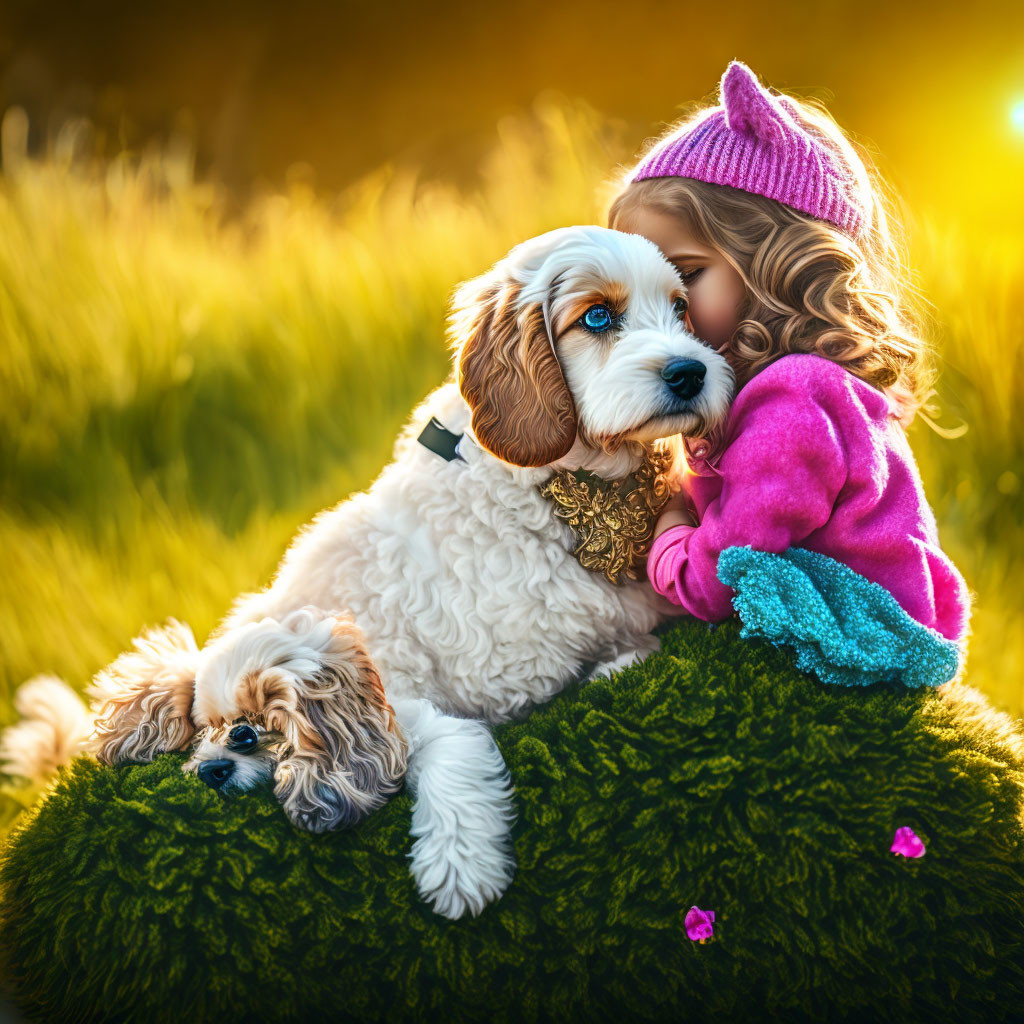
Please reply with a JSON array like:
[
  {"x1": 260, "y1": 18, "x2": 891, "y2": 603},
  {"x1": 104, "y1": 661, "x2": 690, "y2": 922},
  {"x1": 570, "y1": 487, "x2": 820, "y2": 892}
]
[{"x1": 624, "y1": 206, "x2": 747, "y2": 354}]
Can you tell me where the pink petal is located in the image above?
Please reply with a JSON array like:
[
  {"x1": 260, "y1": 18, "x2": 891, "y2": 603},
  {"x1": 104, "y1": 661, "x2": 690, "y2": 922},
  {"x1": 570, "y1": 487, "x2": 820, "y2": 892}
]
[
  {"x1": 890, "y1": 826, "x2": 926, "y2": 858},
  {"x1": 685, "y1": 905, "x2": 716, "y2": 941}
]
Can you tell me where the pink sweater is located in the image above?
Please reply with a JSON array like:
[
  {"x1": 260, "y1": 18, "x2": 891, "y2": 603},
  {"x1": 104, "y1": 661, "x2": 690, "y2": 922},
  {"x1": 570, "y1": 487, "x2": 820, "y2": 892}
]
[{"x1": 647, "y1": 353, "x2": 970, "y2": 641}]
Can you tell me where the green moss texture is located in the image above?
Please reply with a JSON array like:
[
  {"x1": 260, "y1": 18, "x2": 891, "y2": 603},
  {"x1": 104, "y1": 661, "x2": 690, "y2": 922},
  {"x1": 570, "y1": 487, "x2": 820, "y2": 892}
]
[{"x1": 2, "y1": 618, "x2": 1023, "y2": 1023}]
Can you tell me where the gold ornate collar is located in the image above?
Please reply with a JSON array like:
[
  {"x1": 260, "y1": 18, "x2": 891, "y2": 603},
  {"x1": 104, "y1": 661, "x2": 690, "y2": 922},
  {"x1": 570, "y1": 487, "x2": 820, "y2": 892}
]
[{"x1": 537, "y1": 446, "x2": 674, "y2": 585}]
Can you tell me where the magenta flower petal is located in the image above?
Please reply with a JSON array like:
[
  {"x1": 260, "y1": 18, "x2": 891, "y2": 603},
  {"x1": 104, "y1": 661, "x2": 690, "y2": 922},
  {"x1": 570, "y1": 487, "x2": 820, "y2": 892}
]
[
  {"x1": 685, "y1": 905, "x2": 716, "y2": 941},
  {"x1": 890, "y1": 826, "x2": 926, "y2": 858}
]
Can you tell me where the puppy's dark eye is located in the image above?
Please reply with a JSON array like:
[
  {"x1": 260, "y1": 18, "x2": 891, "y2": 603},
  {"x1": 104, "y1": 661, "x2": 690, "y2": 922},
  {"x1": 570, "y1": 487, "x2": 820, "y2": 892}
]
[
  {"x1": 673, "y1": 296, "x2": 689, "y2": 319},
  {"x1": 579, "y1": 304, "x2": 615, "y2": 334},
  {"x1": 227, "y1": 724, "x2": 259, "y2": 753}
]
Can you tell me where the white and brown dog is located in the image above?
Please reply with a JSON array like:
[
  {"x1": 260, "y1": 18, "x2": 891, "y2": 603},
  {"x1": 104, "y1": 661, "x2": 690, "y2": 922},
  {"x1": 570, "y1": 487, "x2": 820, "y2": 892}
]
[{"x1": 1, "y1": 225, "x2": 733, "y2": 919}]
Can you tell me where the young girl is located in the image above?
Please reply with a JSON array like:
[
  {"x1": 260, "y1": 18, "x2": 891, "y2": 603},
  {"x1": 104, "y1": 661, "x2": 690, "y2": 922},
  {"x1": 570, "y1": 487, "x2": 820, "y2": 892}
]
[{"x1": 607, "y1": 60, "x2": 970, "y2": 647}]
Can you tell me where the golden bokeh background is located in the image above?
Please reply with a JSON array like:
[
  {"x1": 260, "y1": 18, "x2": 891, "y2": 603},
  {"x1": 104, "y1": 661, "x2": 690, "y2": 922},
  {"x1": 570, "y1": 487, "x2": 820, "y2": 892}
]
[
  {"x1": 1, "y1": 1, "x2": 1022, "y2": 832},
  {"x1": 4, "y1": 0, "x2": 1024, "y2": 230}
]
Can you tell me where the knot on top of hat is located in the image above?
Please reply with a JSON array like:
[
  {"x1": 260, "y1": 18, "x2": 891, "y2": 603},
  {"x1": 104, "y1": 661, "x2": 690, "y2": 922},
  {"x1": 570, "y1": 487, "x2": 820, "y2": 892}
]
[{"x1": 720, "y1": 60, "x2": 802, "y2": 146}]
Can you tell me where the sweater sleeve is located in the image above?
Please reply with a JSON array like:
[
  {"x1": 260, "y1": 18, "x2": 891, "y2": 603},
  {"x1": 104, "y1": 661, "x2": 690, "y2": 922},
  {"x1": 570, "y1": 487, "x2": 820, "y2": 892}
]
[{"x1": 646, "y1": 366, "x2": 851, "y2": 620}]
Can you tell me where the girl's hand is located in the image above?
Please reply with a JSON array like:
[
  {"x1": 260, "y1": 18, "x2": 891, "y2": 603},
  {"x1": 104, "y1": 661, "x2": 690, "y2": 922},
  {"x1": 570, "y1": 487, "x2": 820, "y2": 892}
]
[{"x1": 653, "y1": 490, "x2": 696, "y2": 541}]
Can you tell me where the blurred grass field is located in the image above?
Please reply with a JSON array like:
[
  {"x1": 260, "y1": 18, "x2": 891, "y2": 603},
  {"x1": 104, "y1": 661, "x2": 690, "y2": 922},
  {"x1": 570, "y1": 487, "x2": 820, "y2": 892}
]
[{"x1": 1, "y1": 95, "x2": 1022, "y2": 834}]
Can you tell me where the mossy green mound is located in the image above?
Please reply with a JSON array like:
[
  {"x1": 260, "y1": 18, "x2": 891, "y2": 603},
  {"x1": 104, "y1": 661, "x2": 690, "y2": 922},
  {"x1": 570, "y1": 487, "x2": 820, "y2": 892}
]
[{"x1": 2, "y1": 618, "x2": 1024, "y2": 1023}]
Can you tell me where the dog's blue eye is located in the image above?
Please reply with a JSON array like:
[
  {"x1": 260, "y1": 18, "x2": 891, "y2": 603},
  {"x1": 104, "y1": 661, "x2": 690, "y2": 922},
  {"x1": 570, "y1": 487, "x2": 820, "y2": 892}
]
[
  {"x1": 227, "y1": 724, "x2": 259, "y2": 753},
  {"x1": 580, "y1": 304, "x2": 614, "y2": 333}
]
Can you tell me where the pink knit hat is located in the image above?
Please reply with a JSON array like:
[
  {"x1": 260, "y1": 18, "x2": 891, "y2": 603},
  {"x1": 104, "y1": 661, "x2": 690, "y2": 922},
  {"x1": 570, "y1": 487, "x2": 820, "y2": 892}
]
[{"x1": 628, "y1": 61, "x2": 868, "y2": 239}]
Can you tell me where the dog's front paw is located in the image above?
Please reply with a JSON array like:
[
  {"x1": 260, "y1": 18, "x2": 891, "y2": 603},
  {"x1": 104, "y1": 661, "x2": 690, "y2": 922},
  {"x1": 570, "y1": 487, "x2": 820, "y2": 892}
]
[
  {"x1": 395, "y1": 699, "x2": 517, "y2": 919},
  {"x1": 408, "y1": 808, "x2": 516, "y2": 920}
]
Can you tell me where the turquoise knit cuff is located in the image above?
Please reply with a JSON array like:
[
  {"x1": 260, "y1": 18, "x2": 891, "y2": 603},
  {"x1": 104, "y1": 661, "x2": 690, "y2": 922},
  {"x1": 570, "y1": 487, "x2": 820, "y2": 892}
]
[{"x1": 716, "y1": 546, "x2": 961, "y2": 689}]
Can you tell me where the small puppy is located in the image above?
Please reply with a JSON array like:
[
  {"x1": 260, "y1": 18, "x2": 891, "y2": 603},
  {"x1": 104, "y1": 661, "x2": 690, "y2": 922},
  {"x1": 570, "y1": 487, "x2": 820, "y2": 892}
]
[{"x1": 2, "y1": 225, "x2": 733, "y2": 919}]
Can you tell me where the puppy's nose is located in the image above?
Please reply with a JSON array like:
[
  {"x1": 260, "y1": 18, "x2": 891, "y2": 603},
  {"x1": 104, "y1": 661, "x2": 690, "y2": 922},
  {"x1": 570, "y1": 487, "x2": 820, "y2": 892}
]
[
  {"x1": 197, "y1": 759, "x2": 235, "y2": 790},
  {"x1": 661, "y1": 358, "x2": 706, "y2": 401}
]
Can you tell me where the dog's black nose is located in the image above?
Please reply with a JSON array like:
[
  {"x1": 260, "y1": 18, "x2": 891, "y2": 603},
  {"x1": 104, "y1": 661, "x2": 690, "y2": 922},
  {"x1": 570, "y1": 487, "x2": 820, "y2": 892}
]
[
  {"x1": 661, "y1": 358, "x2": 706, "y2": 401},
  {"x1": 197, "y1": 759, "x2": 235, "y2": 790}
]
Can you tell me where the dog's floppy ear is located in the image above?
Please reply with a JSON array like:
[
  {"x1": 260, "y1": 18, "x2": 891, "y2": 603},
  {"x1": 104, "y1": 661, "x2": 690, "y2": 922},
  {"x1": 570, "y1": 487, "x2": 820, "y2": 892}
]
[
  {"x1": 226, "y1": 609, "x2": 408, "y2": 833},
  {"x1": 451, "y1": 263, "x2": 578, "y2": 468},
  {"x1": 87, "y1": 620, "x2": 199, "y2": 764}
]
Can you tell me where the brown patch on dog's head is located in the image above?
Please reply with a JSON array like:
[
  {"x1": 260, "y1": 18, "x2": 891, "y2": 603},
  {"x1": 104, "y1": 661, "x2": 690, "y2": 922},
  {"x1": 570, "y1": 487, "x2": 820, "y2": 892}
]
[
  {"x1": 551, "y1": 282, "x2": 630, "y2": 337},
  {"x1": 235, "y1": 667, "x2": 324, "y2": 753}
]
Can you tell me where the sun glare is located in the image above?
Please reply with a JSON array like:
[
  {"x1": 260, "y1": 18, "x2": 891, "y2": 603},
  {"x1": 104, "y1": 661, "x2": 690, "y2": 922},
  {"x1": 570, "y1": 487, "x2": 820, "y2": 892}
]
[{"x1": 1012, "y1": 98, "x2": 1024, "y2": 133}]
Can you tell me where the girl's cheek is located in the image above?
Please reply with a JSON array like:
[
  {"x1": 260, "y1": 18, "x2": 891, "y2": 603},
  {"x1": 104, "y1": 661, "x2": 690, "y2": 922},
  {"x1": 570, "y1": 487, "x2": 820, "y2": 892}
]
[
  {"x1": 693, "y1": 285, "x2": 745, "y2": 351},
  {"x1": 688, "y1": 296, "x2": 728, "y2": 349}
]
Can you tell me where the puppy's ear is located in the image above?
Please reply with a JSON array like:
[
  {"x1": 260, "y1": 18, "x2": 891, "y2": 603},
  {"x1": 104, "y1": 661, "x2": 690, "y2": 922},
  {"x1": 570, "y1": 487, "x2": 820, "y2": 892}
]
[
  {"x1": 233, "y1": 610, "x2": 407, "y2": 833},
  {"x1": 451, "y1": 269, "x2": 577, "y2": 467},
  {"x1": 87, "y1": 620, "x2": 198, "y2": 764}
]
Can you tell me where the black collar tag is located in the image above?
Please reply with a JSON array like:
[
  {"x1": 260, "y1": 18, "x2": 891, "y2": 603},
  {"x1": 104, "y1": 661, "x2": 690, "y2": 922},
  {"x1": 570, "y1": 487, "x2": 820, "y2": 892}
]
[{"x1": 417, "y1": 416, "x2": 465, "y2": 463}]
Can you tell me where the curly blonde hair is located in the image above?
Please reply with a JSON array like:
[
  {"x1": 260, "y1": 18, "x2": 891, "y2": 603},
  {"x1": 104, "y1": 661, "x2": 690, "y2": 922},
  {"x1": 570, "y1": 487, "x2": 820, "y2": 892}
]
[{"x1": 606, "y1": 93, "x2": 937, "y2": 427}]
